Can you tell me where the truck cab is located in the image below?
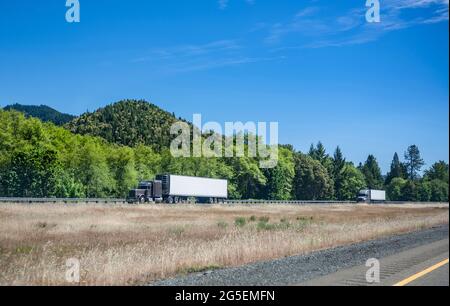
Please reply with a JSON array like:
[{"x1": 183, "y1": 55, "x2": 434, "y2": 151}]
[
  {"x1": 357, "y1": 189, "x2": 370, "y2": 203},
  {"x1": 127, "y1": 180, "x2": 163, "y2": 204}
]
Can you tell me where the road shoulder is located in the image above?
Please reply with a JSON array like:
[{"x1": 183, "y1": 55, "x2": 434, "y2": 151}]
[{"x1": 150, "y1": 225, "x2": 449, "y2": 286}]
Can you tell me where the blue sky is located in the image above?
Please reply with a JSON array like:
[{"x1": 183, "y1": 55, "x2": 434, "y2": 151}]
[{"x1": 0, "y1": 0, "x2": 448, "y2": 173}]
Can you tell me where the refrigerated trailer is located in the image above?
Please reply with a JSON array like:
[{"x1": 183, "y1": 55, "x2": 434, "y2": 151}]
[
  {"x1": 127, "y1": 174, "x2": 228, "y2": 204},
  {"x1": 357, "y1": 189, "x2": 386, "y2": 203}
]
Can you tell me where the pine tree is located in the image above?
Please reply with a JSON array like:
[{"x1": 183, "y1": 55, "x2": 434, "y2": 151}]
[
  {"x1": 404, "y1": 145, "x2": 425, "y2": 181},
  {"x1": 385, "y1": 152, "x2": 405, "y2": 184},
  {"x1": 308, "y1": 142, "x2": 327, "y2": 163},
  {"x1": 361, "y1": 155, "x2": 384, "y2": 189},
  {"x1": 333, "y1": 146, "x2": 346, "y2": 200},
  {"x1": 424, "y1": 161, "x2": 449, "y2": 183}
]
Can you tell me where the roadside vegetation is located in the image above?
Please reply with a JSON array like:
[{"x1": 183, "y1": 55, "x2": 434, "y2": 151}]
[
  {"x1": 1, "y1": 101, "x2": 448, "y2": 202},
  {"x1": 0, "y1": 203, "x2": 447, "y2": 285}
]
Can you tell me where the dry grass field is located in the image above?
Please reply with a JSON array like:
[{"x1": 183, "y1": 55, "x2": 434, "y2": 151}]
[{"x1": 0, "y1": 203, "x2": 448, "y2": 285}]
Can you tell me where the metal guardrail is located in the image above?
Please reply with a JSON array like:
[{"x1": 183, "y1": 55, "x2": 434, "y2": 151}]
[
  {"x1": 0, "y1": 198, "x2": 447, "y2": 205},
  {"x1": 0, "y1": 198, "x2": 354, "y2": 205},
  {"x1": 225, "y1": 200, "x2": 356, "y2": 205},
  {"x1": 0, "y1": 198, "x2": 127, "y2": 204},
  {"x1": 225, "y1": 200, "x2": 448, "y2": 205}
]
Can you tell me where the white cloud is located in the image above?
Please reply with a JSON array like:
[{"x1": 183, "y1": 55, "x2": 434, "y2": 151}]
[
  {"x1": 132, "y1": 39, "x2": 282, "y2": 73},
  {"x1": 132, "y1": 40, "x2": 241, "y2": 63},
  {"x1": 218, "y1": 0, "x2": 228, "y2": 10},
  {"x1": 167, "y1": 56, "x2": 283, "y2": 73},
  {"x1": 266, "y1": 0, "x2": 448, "y2": 49}
]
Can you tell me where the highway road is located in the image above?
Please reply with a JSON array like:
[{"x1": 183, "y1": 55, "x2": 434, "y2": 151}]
[
  {"x1": 301, "y1": 238, "x2": 449, "y2": 286},
  {"x1": 152, "y1": 225, "x2": 449, "y2": 286}
]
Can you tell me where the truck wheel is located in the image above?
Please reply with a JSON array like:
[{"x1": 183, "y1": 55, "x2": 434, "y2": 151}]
[
  {"x1": 139, "y1": 196, "x2": 145, "y2": 204},
  {"x1": 167, "y1": 197, "x2": 174, "y2": 204}
]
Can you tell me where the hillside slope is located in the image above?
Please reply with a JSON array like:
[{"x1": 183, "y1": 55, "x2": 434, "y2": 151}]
[
  {"x1": 3, "y1": 104, "x2": 75, "y2": 125},
  {"x1": 65, "y1": 100, "x2": 182, "y2": 150}
]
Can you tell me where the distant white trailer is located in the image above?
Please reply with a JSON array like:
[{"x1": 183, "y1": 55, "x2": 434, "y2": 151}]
[
  {"x1": 357, "y1": 189, "x2": 386, "y2": 203},
  {"x1": 369, "y1": 190, "x2": 386, "y2": 202},
  {"x1": 156, "y1": 174, "x2": 228, "y2": 204}
]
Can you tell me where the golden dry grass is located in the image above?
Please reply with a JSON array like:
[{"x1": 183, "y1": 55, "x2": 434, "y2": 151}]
[{"x1": 0, "y1": 203, "x2": 448, "y2": 285}]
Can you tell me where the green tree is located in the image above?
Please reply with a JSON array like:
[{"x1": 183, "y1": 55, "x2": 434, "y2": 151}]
[
  {"x1": 108, "y1": 147, "x2": 138, "y2": 197},
  {"x1": 74, "y1": 141, "x2": 114, "y2": 198},
  {"x1": 401, "y1": 180, "x2": 418, "y2": 201},
  {"x1": 385, "y1": 153, "x2": 406, "y2": 185},
  {"x1": 424, "y1": 161, "x2": 449, "y2": 183},
  {"x1": 338, "y1": 164, "x2": 366, "y2": 200},
  {"x1": 361, "y1": 155, "x2": 384, "y2": 189},
  {"x1": 133, "y1": 145, "x2": 162, "y2": 181},
  {"x1": 309, "y1": 142, "x2": 327, "y2": 163},
  {"x1": 293, "y1": 153, "x2": 334, "y2": 200},
  {"x1": 227, "y1": 156, "x2": 267, "y2": 199},
  {"x1": 429, "y1": 179, "x2": 449, "y2": 202},
  {"x1": 262, "y1": 147, "x2": 295, "y2": 200},
  {"x1": 1, "y1": 148, "x2": 62, "y2": 197},
  {"x1": 53, "y1": 171, "x2": 85, "y2": 198},
  {"x1": 387, "y1": 177, "x2": 407, "y2": 201},
  {"x1": 404, "y1": 145, "x2": 425, "y2": 181},
  {"x1": 333, "y1": 146, "x2": 347, "y2": 200},
  {"x1": 417, "y1": 180, "x2": 431, "y2": 202}
]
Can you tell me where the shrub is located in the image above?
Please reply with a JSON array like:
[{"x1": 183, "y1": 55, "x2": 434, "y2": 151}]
[
  {"x1": 257, "y1": 221, "x2": 275, "y2": 231},
  {"x1": 234, "y1": 217, "x2": 247, "y2": 227}
]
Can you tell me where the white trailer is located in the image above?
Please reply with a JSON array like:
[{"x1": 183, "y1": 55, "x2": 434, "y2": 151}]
[
  {"x1": 156, "y1": 174, "x2": 228, "y2": 204},
  {"x1": 369, "y1": 190, "x2": 386, "y2": 202},
  {"x1": 357, "y1": 189, "x2": 386, "y2": 203}
]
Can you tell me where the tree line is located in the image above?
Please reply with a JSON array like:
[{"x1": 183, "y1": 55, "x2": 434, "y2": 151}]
[{"x1": 0, "y1": 108, "x2": 448, "y2": 201}]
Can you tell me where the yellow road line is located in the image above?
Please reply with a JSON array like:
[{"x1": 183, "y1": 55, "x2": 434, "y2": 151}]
[{"x1": 393, "y1": 258, "x2": 449, "y2": 286}]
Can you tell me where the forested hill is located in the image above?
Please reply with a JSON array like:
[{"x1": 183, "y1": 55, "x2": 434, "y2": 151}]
[
  {"x1": 65, "y1": 100, "x2": 182, "y2": 150},
  {"x1": 0, "y1": 101, "x2": 447, "y2": 201},
  {"x1": 3, "y1": 104, "x2": 75, "y2": 126}
]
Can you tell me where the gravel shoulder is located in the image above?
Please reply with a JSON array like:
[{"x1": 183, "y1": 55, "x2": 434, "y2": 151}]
[{"x1": 150, "y1": 225, "x2": 449, "y2": 286}]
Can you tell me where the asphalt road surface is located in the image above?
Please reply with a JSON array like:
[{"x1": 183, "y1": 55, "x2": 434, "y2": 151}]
[
  {"x1": 301, "y1": 238, "x2": 449, "y2": 286},
  {"x1": 151, "y1": 225, "x2": 449, "y2": 286}
]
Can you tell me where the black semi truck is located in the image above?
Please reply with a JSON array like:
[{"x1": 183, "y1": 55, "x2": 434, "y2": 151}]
[{"x1": 127, "y1": 174, "x2": 228, "y2": 204}]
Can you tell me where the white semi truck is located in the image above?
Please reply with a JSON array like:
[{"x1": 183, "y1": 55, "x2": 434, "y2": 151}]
[
  {"x1": 357, "y1": 189, "x2": 386, "y2": 203},
  {"x1": 127, "y1": 174, "x2": 228, "y2": 204}
]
